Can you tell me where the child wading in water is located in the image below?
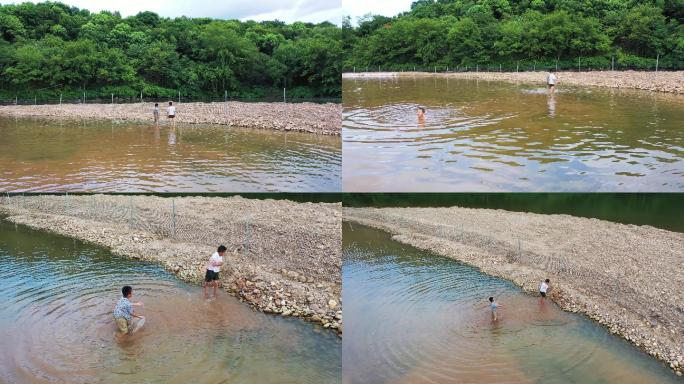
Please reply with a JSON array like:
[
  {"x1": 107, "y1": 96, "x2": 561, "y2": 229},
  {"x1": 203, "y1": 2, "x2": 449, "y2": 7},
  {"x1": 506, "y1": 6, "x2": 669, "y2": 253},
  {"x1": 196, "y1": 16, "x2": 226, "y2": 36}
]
[
  {"x1": 113, "y1": 285, "x2": 144, "y2": 334},
  {"x1": 539, "y1": 278, "x2": 551, "y2": 305},
  {"x1": 547, "y1": 70, "x2": 557, "y2": 94},
  {"x1": 167, "y1": 101, "x2": 176, "y2": 127},
  {"x1": 153, "y1": 103, "x2": 160, "y2": 125},
  {"x1": 488, "y1": 296, "x2": 503, "y2": 321},
  {"x1": 204, "y1": 245, "x2": 226, "y2": 299}
]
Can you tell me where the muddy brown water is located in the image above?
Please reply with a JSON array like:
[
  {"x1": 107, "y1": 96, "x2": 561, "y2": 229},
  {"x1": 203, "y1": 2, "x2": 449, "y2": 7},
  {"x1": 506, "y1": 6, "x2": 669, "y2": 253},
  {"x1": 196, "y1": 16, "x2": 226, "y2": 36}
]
[
  {"x1": 343, "y1": 76, "x2": 684, "y2": 192},
  {"x1": 0, "y1": 118, "x2": 341, "y2": 192},
  {"x1": 0, "y1": 220, "x2": 341, "y2": 383},
  {"x1": 342, "y1": 223, "x2": 680, "y2": 384}
]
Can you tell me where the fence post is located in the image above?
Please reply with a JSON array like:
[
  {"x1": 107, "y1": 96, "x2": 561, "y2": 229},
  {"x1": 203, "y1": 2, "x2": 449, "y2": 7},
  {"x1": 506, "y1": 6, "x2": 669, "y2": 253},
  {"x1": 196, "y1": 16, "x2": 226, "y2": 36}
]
[
  {"x1": 83, "y1": 91, "x2": 85, "y2": 103},
  {"x1": 611, "y1": 55, "x2": 615, "y2": 71},
  {"x1": 533, "y1": 61, "x2": 536, "y2": 71},
  {"x1": 111, "y1": 93, "x2": 114, "y2": 104},
  {"x1": 476, "y1": 64, "x2": 479, "y2": 72},
  {"x1": 578, "y1": 57, "x2": 581, "y2": 72},
  {"x1": 224, "y1": 89, "x2": 227, "y2": 102},
  {"x1": 243, "y1": 216, "x2": 251, "y2": 259},
  {"x1": 172, "y1": 199, "x2": 176, "y2": 237},
  {"x1": 128, "y1": 195, "x2": 133, "y2": 229},
  {"x1": 655, "y1": 53, "x2": 659, "y2": 72},
  {"x1": 34, "y1": 96, "x2": 36, "y2": 105},
  {"x1": 499, "y1": 64, "x2": 502, "y2": 72},
  {"x1": 140, "y1": 91, "x2": 143, "y2": 103},
  {"x1": 15, "y1": 96, "x2": 17, "y2": 105},
  {"x1": 283, "y1": 88, "x2": 286, "y2": 103},
  {"x1": 516, "y1": 61, "x2": 519, "y2": 72},
  {"x1": 555, "y1": 58, "x2": 559, "y2": 71}
]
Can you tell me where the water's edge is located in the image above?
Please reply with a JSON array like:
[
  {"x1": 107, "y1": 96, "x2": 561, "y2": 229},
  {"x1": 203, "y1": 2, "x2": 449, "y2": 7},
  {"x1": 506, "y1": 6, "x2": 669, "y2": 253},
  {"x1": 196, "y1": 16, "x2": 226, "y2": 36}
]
[
  {"x1": 0, "y1": 209, "x2": 342, "y2": 337},
  {"x1": 0, "y1": 101, "x2": 342, "y2": 135},
  {"x1": 343, "y1": 215, "x2": 683, "y2": 376}
]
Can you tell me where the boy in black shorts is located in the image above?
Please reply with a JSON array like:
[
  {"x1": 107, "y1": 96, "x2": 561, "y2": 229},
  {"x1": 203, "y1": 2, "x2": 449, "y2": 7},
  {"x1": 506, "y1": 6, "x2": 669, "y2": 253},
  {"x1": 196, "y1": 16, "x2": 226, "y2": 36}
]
[{"x1": 204, "y1": 245, "x2": 226, "y2": 299}]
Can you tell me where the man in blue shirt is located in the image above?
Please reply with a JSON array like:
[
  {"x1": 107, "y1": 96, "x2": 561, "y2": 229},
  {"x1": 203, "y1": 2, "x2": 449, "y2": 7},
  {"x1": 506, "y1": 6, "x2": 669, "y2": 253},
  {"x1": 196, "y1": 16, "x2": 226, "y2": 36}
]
[{"x1": 113, "y1": 285, "x2": 144, "y2": 334}]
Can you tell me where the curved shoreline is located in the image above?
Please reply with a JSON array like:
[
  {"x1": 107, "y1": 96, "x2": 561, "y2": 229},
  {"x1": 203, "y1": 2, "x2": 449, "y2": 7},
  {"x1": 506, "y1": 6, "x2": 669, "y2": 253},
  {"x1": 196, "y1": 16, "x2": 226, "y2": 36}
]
[
  {"x1": 343, "y1": 71, "x2": 684, "y2": 95},
  {"x1": 345, "y1": 207, "x2": 683, "y2": 375},
  {"x1": 0, "y1": 101, "x2": 342, "y2": 135},
  {"x1": 0, "y1": 195, "x2": 342, "y2": 335}
]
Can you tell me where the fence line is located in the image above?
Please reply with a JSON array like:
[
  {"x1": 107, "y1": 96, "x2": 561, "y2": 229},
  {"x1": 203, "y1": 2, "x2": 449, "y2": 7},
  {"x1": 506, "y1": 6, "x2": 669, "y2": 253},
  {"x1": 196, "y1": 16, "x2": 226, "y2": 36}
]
[
  {"x1": 343, "y1": 56, "x2": 680, "y2": 74},
  {"x1": 0, "y1": 194, "x2": 338, "y2": 282},
  {"x1": 0, "y1": 92, "x2": 340, "y2": 107}
]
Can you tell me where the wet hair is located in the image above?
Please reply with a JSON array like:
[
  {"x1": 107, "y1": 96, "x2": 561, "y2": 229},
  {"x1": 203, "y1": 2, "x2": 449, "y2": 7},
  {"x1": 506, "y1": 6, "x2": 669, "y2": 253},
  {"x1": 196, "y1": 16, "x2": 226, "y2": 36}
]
[
  {"x1": 122, "y1": 285, "x2": 132, "y2": 297},
  {"x1": 154, "y1": 103, "x2": 158, "y2": 107},
  {"x1": 169, "y1": 101, "x2": 173, "y2": 105},
  {"x1": 418, "y1": 107, "x2": 425, "y2": 113},
  {"x1": 488, "y1": 297, "x2": 494, "y2": 302},
  {"x1": 545, "y1": 279, "x2": 550, "y2": 283},
  {"x1": 217, "y1": 245, "x2": 227, "y2": 253}
]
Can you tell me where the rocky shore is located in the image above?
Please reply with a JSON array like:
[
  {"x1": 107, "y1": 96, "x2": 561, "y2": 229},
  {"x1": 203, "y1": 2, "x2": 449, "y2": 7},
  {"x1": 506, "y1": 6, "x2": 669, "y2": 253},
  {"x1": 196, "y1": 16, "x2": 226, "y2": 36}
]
[
  {"x1": 345, "y1": 207, "x2": 683, "y2": 375},
  {"x1": 0, "y1": 101, "x2": 342, "y2": 135},
  {"x1": 0, "y1": 195, "x2": 342, "y2": 334},
  {"x1": 344, "y1": 71, "x2": 684, "y2": 94}
]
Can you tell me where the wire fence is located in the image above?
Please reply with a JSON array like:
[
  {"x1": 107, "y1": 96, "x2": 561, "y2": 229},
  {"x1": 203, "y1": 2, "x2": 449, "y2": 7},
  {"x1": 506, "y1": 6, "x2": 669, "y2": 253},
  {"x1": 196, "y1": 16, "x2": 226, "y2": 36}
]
[
  {"x1": 0, "y1": 194, "x2": 340, "y2": 282},
  {"x1": 0, "y1": 91, "x2": 340, "y2": 106},
  {"x1": 345, "y1": 55, "x2": 680, "y2": 74}
]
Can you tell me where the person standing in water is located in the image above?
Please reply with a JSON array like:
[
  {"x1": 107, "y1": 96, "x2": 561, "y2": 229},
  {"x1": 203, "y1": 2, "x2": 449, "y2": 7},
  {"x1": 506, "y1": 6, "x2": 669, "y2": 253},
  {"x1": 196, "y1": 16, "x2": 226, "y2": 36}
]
[
  {"x1": 153, "y1": 103, "x2": 160, "y2": 125},
  {"x1": 167, "y1": 101, "x2": 176, "y2": 127},
  {"x1": 539, "y1": 279, "x2": 551, "y2": 298},
  {"x1": 488, "y1": 296, "x2": 502, "y2": 321},
  {"x1": 203, "y1": 245, "x2": 226, "y2": 299},
  {"x1": 113, "y1": 285, "x2": 144, "y2": 334},
  {"x1": 547, "y1": 70, "x2": 557, "y2": 94}
]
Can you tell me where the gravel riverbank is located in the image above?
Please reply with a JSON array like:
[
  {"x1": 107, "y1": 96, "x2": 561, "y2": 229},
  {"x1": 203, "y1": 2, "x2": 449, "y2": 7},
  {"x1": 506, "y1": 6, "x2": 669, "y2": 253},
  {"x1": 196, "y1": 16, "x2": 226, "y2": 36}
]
[
  {"x1": 0, "y1": 101, "x2": 342, "y2": 135},
  {"x1": 0, "y1": 195, "x2": 342, "y2": 333},
  {"x1": 344, "y1": 71, "x2": 684, "y2": 94},
  {"x1": 345, "y1": 207, "x2": 684, "y2": 375}
]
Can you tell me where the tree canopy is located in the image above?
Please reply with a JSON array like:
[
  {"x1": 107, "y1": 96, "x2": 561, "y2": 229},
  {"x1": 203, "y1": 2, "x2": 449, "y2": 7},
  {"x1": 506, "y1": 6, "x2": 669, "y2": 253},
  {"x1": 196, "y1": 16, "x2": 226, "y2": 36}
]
[
  {"x1": 0, "y1": 2, "x2": 342, "y2": 100},
  {"x1": 343, "y1": 0, "x2": 684, "y2": 70}
]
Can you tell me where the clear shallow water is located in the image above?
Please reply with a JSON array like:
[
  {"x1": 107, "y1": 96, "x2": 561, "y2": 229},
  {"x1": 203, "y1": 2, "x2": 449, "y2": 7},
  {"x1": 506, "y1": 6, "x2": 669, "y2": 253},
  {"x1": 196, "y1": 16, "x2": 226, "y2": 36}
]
[
  {"x1": 342, "y1": 222, "x2": 679, "y2": 384},
  {"x1": 0, "y1": 118, "x2": 341, "y2": 192},
  {"x1": 0, "y1": 220, "x2": 341, "y2": 383},
  {"x1": 343, "y1": 77, "x2": 684, "y2": 192}
]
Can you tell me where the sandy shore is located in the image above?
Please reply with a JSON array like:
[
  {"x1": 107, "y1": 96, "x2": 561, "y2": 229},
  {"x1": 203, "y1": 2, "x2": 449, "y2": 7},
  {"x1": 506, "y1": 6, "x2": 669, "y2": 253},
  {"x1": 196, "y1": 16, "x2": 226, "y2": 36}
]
[
  {"x1": 345, "y1": 207, "x2": 684, "y2": 375},
  {"x1": 0, "y1": 101, "x2": 342, "y2": 135},
  {"x1": 343, "y1": 71, "x2": 684, "y2": 94},
  {"x1": 0, "y1": 195, "x2": 342, "y2": 333}
]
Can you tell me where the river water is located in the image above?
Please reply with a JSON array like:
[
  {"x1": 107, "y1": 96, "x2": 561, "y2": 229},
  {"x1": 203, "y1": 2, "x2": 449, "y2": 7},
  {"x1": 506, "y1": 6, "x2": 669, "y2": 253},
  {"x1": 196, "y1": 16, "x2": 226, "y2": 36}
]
[
  {"x1": 342, "y1": 222, "x2": 679, "y2": 384},
  {"x1": 0, "y1": 118, "x2": 341, "y2": 192},
  {"x1": 0, "y1": 220, "x2": 341, "y2": 383},
  {"x1": 343, "y1": 76, "x2": 684, "y2": 192}
]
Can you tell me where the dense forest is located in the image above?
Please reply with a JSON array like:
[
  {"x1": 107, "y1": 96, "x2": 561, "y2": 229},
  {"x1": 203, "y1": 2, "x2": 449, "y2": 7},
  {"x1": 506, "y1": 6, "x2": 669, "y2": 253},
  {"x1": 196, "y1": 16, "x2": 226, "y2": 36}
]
[
  {"x1": 0, "y1": 2, "x2": 342, "y2": 102},
  {"x1": 343, "y1": 0, "x2": 684, "y2": 71}
]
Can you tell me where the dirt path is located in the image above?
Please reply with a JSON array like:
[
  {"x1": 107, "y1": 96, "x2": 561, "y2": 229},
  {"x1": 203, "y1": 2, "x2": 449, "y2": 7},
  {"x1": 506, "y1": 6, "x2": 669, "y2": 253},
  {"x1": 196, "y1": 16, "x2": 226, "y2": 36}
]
[
  {"x1": 345, "y1": 207, "x2": 683, "y2": 374},
  {"x1": 0, "y1": 101, "x2": 342, "y2": 135},
  {"x1": 344, "y1": 71, "x2": 684, "y2": 94},
  {"x1": 0, "y1": 195, "x2": 342, "y2": 333}
]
